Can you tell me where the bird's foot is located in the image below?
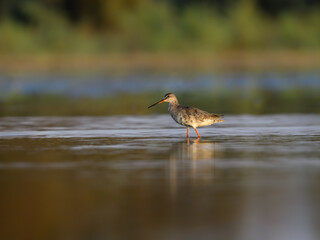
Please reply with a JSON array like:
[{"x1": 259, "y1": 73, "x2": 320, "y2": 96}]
[{"x1": 194, "y1": 137, "x2": 200, "y2": 143}]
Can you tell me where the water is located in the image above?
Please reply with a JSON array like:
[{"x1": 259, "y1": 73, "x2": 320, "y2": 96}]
[
  {"x1": 1, "y1": 72, "x2": 319, "y2": 97},
  {"x1": 1, "y1": 115, "x2": 320, "y2": 240}
]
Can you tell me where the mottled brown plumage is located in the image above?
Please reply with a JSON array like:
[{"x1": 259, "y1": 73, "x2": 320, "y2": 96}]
[{"x1": 148, "y1": 93, "x2": 224, "y2": 138}]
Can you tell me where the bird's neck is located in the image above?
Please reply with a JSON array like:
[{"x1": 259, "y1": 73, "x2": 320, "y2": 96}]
[{"x1": 168, "y1": 101, "x2": 179, "y2": 111}]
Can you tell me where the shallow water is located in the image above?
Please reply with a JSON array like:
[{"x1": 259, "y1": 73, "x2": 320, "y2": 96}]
[{"x1": 1, "y1": 115, "x2": 320, "y2": 240}]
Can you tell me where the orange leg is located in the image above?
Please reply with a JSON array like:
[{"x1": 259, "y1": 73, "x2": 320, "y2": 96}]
[
  {"x1": 194, "y1": 128, "x2": 201, "y2": 138},
  {"x1": 186, "y1": 127, "x2": 189, "y2": 138}
]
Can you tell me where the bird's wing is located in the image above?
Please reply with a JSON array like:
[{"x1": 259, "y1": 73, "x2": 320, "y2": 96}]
[
  {"x1": 182, "y1": 106, "x2": 211, "y2": 118},
  {"x1": 211, "y1": 113, "x2": 224, "y2": 118}
]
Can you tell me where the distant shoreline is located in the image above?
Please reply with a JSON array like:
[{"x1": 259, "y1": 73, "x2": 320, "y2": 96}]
[{"x1": 0, "y1": 51, "x2": 319, "y2": 74}]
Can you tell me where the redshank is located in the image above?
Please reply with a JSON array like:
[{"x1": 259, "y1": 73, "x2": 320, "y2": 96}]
[{"x1": 148, "y1": 93, "x2": 224, "y2": 138}]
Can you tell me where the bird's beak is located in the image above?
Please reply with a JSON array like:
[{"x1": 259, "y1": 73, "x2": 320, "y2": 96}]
[{"x1": 148, "y1": 98, "x2": 166, "y2": 108}]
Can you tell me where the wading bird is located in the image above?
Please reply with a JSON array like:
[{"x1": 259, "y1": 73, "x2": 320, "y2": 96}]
[{"x1": 148, "y1": 93, "x2": 224, "y2": 138}]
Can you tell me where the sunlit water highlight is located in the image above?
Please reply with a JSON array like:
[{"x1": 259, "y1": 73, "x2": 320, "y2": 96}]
[{"x1": 0, "y1": 115, "x2": 320, "y2": 240}]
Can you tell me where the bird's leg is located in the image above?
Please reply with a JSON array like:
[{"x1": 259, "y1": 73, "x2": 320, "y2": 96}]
[
  {"x1": 194, "y1": 128, "x2": 201, "y2": 138},
  {"x1": 187, "y1": 127, "x2": 189, "y2": 138}
]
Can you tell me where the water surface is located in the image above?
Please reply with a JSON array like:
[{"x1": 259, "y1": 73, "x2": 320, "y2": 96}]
[
  {"x1": 1, "y1": 115, "x2": 320, "y2": 240},
  {"x1": 1, "y1": 72, "x2": 319, "y2": 97}
]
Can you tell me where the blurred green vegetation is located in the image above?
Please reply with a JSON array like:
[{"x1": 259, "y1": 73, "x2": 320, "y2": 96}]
[
  {"x1": 1, "y1": 88, "x2": 320, "y2": 116},
  {"x1": 0, "y1": 0, "x2": 320, "y2": 54}
]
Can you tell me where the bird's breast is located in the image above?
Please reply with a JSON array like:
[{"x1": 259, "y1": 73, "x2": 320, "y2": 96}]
[{"x1": 169, "y1": 108, "x2": 195, "y2": 127}]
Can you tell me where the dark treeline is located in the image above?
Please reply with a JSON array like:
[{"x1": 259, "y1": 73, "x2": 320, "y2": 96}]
[
  {"x1": 172, "y1": 0, "x2": 320, "y2": 15},
  {"x1": 0, "y1": 0, "x2": 319, "y2": 53},
  {"x1": 1, "y1": 0, "x2": 319, "y2": 29}
]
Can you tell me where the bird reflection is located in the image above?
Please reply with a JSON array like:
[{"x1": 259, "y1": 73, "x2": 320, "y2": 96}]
[{"x1": 169, "y1": 138, "x2": 222, "y2": 197}]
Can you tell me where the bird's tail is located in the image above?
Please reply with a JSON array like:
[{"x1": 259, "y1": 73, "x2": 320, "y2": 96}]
[{"x1": 211, "y1": 114, "x2": 224, "y2": 123}]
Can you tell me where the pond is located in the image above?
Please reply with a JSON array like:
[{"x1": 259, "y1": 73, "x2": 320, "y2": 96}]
[
  {"x1": 1, "y1": 71, "x2": 320, "y2": 116},
  {"x1": 1, "y1": 114, "x2": 320, "y2": 240}
]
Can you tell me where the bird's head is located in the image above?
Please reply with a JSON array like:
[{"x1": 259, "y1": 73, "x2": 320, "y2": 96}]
[{"x1": 148, "y1": 93, "x2": 178, "y2": 108}]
